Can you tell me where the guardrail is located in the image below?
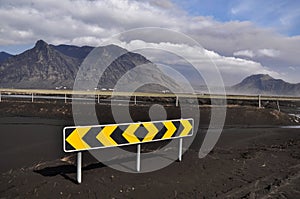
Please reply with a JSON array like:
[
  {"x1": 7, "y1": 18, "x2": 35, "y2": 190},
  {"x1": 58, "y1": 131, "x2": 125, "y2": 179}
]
[{"x1": 0, "y1": 88, "x2": 300, "y2": 106}]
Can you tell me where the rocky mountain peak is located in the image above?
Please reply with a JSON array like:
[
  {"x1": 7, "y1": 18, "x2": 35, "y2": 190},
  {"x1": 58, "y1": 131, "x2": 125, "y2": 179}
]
[
  {"x1": 260, "y1": 74, "x2": 273, "y2": 81},
  {"x1": 32, "y1": 40, "x2": 53, "y2": 60},
  {"x1": 34, "y1": 40, "x2": 49, "y2": 49},
  {"x1": 242, "y1": 74, "x2": 273, "y2": 82},
  {"x1": 0, "y1": 40, "x2": 80, "y2": 89}
]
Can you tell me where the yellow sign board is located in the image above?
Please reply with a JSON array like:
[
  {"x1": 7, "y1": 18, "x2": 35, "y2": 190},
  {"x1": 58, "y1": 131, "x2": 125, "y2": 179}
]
[{"x1": 64, "y1": 119, "x2": 193, "y2": 152}]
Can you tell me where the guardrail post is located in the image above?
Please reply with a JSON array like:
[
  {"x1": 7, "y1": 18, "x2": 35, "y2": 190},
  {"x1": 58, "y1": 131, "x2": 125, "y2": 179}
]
[
  {"x1": 258, "y1": 95, "x2": 261, "y2": 108},
  {"x1": 137, "y1": 144, "x2": 141, "y2": 172},
  {"x1": 134, "y1": 95, "x2": 137, "y2": 105},
  {"x1": 176, "y1": 96, "x2": 179, "y2": 107},
  {"x1": 97, "y1": 94, "x2": 100, "y2": 104},
  {"x1": 178, "y1": 138, "x2": 183, "y2": 161},
  {"x1": 0, "y1": 92, "x2": 1, "y2": 102},
  {"x1": 277, "y1": 100, "x2": 280, "y2": 112},
  {"x1": 64, "y1": 93, "x2": 67, "y2": 103},
  {"x1": 31, "y1": 93, "x2": 34, "y2": 102},
  {"x1": 77, "y1": 152, "x2": 82, "y2": 184}
]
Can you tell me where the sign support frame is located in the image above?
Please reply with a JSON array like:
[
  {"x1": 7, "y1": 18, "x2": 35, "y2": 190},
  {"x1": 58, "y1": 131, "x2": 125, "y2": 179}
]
[
  {"x1": 178, "y1": 138, "x2": 183, "y2": 161},
  {"x1": 77, "y1": 152, "x2": 82, "y2": 184},
  {"x1": 136, "y1": 144, "x2": 141, "y2": 172}
]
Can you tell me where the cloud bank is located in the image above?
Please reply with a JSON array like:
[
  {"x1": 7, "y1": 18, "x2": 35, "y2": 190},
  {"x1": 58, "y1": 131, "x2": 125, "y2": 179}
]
[{"x1": 0, "y1": 0, "x2": 299, "y2": 85}]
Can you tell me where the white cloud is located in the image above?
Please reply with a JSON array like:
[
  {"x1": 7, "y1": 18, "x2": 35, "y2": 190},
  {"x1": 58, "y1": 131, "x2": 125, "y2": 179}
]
[
  {"x1": 233, "y1": 50, "x2": 254, "y2": 58},
  {"x1": 0, "y1": 0, "x2": 299, "y2": 84},
  {"x1": 148, "y1": 0, "x2": 175, "y2": 9},
  {"x1": 233, "y1": 49, "x2": 280, "y2": 58},
  {"x1": 257, "y1": 49, "x2": 280, "y2": 57},
  {"x1": 106, "y1": 39, "x2": 279, "y2": 85}
]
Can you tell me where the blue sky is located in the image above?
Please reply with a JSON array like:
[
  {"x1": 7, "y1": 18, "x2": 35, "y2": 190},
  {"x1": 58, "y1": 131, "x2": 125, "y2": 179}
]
[{"x1": 172, "y1": 0, "x2": 300, "y2": 36}]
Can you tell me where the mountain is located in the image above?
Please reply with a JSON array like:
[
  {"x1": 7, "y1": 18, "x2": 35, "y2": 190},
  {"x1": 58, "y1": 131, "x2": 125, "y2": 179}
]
[
  {"x1": 0, "y1": 40, "x2": 179, "y2": 91},
  {"x1": 0, "y1": 40, "x2": 80, "y2": 89},
  {"x1": 232, "y1": 74, "x2": 300, "y2": 96},
  {"x1": 0, "y1": 52, "x2": 13, "y2": 63},
  {"x1": 50, "y1": 44, "x2": 93, "y2": 60}
]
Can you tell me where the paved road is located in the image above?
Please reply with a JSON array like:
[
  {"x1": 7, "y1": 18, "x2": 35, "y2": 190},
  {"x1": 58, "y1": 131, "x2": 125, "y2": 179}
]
[{"x1": 0, "y1": 116, "x2": 299, "y2": 173}]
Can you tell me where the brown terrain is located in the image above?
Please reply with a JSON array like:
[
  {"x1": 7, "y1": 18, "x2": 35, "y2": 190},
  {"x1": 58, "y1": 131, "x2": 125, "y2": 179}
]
[{"x1": 0, "y1": 98, "x2": 299, "y2": 198}]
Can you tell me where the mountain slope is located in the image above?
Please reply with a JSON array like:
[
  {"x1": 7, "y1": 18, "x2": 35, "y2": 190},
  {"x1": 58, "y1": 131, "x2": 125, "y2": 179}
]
[
  {"x1": 232, "y1": 74, "x2": 300, "y2": 96},
  {"x1": 50, "y1": 44, "x2": 93, "y2": 60},
  {"x1": 0, "y1": 52, "x2": 13, "y2": 63},
  {"x1": 0, "y1": 40, "x2": 80, "y2": 88}
]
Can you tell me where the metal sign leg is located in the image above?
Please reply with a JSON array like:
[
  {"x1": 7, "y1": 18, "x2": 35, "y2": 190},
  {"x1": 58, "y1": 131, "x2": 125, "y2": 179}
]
[
  {"x1": 178, "y1": 138, "x2": 183, "y2": 161},
  {"x1": 77, "y1": 152, "x2": 82, "y2": 184},
  {"x1": 137, "y1": 144, "x2": 141, "y2": 172}
]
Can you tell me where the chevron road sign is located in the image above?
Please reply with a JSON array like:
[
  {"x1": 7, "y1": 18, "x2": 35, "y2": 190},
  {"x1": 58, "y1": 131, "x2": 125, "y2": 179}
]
[
  {"x1": 63, "y1": 118, "x2": 194, "y2": 183},
  {"x1": 63, "y1": 119, "x2": 194, "y2": 152}
]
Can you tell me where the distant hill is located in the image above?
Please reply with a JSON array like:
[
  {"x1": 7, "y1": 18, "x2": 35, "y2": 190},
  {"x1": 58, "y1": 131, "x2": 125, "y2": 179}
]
[
  {"x1": 0, "y1": 52, "x2": 13, "y2": 63},
  {"x1": 0, "y1": 40, "x2": 179, "y2": 91},
  {"x1": 231, "y1": 74, "x2": 300, "y2": 96}
]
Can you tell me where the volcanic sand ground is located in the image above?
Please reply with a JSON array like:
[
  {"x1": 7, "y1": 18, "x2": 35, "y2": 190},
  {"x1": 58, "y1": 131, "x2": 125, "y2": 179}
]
[{"x1": 0, "y1": 100, "x2": 299, "y2": 198}]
